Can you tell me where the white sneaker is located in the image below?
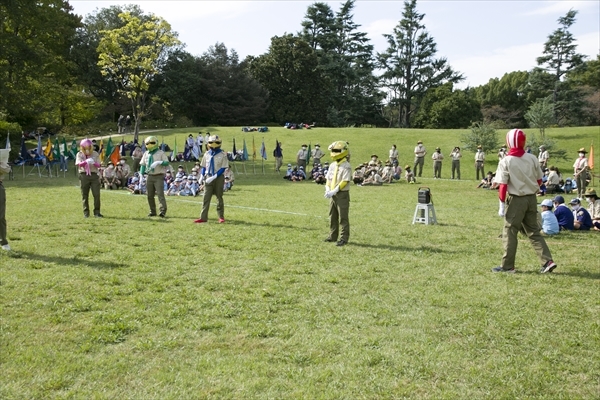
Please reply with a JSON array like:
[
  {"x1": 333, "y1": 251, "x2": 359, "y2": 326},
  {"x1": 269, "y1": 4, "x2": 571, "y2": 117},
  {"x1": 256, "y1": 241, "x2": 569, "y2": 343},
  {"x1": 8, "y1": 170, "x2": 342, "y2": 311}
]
[{"x1": 1, "y1": 244, "x2": 11, "y2": 251}]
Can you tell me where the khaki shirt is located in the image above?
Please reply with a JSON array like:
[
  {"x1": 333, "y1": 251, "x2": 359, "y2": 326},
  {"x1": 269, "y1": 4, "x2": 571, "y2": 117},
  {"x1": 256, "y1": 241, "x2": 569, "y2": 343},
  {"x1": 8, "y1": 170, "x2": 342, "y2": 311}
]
[
  {"x1": 140, "y1": 150, "x2": 170, "y2": 175},
  {"x1": 450, "y1": 150, "x2": 462, "y2": 160},
  {"x1": 0, "y1": 162, "x2": 10, "y2": 181},
  {"x1": 573, "y1": 157, "x2": 588, "y2": 171},
  {"x1": 326, "y1": 160, "x2": 351, "y2": 191},
  {"x1": 432, "y1": 152, "x2": 443, "y2": 161},
  {"x1": 475, "y1": 151, "x2": 485, "y2": 162},
  {"x1": 311, "y1": 148, "x2": 324, "y2": 159},
  {"x1": 588, "y1": 199, "x2": 600, "y2": 220},
  {"x1": 494, "y1": 153, "x2": 542, "y2": 196},
  {"x1": 201, "y1": 150, "x2": 229, "y2": 175},
  {"x1": 76, "y1": 151, "x2": 101, "y2": 174},
  {"x1": 414, "y1": 145, "x2": 426, "y2": 157}
]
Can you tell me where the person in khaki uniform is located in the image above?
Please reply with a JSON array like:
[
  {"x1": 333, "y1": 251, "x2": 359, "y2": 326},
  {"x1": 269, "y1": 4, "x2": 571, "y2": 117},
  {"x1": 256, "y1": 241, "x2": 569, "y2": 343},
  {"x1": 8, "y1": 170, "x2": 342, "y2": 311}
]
[
  {"x1": 131, "y1": 144, "x2": 143, "y2": 172},
  {"x1": 140, "y1": 136, "x2": 170, "y2": 217},
  {"x1": 573, "y1": 148, "x2": 589, "y2": 199},
  {"x1": 432, "y1": 147, "x2": 443, "y2": 179},
  {"x1": 584, "y1": 188, "x2": 600, "y2": 231},
  {"x1": 324, "y1": 141, "x2": 352, "y2": 246},
  {"x1": 0, "y1": 151, "x2": 11, "y2": 250},
  {"x1": 493, "y1": 129, "x2": 557, "y2": 274},
  {"x1": 195, "y1": 135, "x2": 229, "y2": 223},
  {"x1": 475, "y1": 145, "x2": 485, "y2": 180},
  {"x1": 311, "y1": 143, "x2": 325, "y2": 166},
  {"x1": 413, "y1": 140, "x2": 426, "y2": 177},
  {"x1": 75, "y1": 138, "x2": 103, "y2": 218}
]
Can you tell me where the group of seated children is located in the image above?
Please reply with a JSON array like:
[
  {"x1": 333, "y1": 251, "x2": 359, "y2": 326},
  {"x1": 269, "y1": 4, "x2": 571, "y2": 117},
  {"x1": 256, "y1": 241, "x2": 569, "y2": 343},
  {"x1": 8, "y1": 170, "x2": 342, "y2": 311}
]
[
  {"x1": 537, "y1": 192, "x2": 599, "y2": 235},
  {"x1": 537, "y1": 166, "x2": 587, "y2": 196},
  {"x1": 99, "y1": 159, "x2": 131, "y2": 190},
  {"x1": 352, "y1": 155, "x2": 406, "y2": 186}
]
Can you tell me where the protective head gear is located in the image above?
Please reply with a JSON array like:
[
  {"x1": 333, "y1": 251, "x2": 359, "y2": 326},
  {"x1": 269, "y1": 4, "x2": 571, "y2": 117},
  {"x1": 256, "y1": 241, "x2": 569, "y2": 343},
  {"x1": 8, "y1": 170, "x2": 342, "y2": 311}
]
[
  {"x1": 208, "y1": 135, "x2": 222, "y2": 149},
  {"x1": 80, "y1": 139, "x2": 93, "y2": 156},
  {"x1": 328, "y1": 141, "x2": 349, "y2": 161},
  {"x1": 506, "y1": 129, "x2": 526, "y2": 150},
  {"x1": 145, "y1": 136, "x2": 159, "y2": 152}
]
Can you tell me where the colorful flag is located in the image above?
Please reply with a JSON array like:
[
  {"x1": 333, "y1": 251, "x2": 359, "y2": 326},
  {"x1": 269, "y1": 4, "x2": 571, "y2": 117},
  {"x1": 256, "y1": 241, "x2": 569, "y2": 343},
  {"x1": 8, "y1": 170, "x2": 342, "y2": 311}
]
[
  {"x1": 589, "y1": 144, "x2": 594, "y2": 171},
  {"x1": 36, "y1": 135, "x2": 42, "y2": 159},
  {"x1": 98, "y1": 140, "x2": 105, "y2": 163},
  {"x1": 260, "y1": 139, "x2": 267, "y2": 160},
  {"x1": 20, "y1": 135, "x2": 30, "y2": 160},
  {"x1": 305, "y1": 142, "x2": 311, "y2": 165},
  {"x1": 5, "y1": 132, "x2": 10, "y2": 150},
  {"x1": 252, "y1": 137, "x2": 256, "y2": 161},
  {"x1": 171, "y1": 138, "x2": 178, "y2": 162},
  {"x1": 232, "y1": 138, "x2": 237, "y2": 158},
  {"x1": 53, "y1": 138, "x2": 60, "y2": 161},
  {"x1": 44, "y1": 137, "x2": 54, "y2": 161},
  {"x1": 61, "y1": 137, "x2": 68, "y2": 159},
  {"x1": 242, "y1": 139, "x2": 248, "y2": 161},
  {"x1": 69, "y1": 138, "x2": 78, "y2": 159}
]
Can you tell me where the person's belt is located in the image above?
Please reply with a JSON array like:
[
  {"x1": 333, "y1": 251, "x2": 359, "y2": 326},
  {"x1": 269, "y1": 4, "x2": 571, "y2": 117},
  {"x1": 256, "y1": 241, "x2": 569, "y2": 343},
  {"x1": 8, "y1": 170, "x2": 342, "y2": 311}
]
[{"x1": 476, "y1": 160, "x2": 484, "y2": 163}]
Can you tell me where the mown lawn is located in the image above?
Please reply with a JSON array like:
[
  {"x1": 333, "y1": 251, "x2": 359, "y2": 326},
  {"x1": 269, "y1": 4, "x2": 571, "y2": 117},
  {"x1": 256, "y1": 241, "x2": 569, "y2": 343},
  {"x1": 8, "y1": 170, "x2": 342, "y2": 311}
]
[{"x1": 1, "y1": 126, "x2": 598, "y2": 399}]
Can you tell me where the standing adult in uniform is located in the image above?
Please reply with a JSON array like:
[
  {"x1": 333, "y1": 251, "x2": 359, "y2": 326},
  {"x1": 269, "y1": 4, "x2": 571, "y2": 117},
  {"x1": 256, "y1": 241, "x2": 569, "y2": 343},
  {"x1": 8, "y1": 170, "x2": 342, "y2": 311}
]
[
  {"x1": 311, "y1": 143, "x2": 324, "y2": 166},
  {"x1": 450, "y1": 146, "x2": 462, "y2": 179},
  {"x1": 273, "y1": 141, "x2": 283, "y2": 172},
  {"x1": 75, "y1": 139, "x2": 102, "y2": 218},
  {"x1": 131, "y1": 143, "x2": 143, "y2": 172},
  {"x1": 0, "y1": 153, "x2": 11, "y2": 250},
  {"x1": 297, "y1": 144, "x2": 308, "y2": 171},
  {"x1": 432, "y1": 147, "x2": 443, "y2": 179},
  {"x1": 413, "y1": 140, "x2": 426, "y2": 177},
  {"x1": 140, "y1": 136, "x2": 170, "y2": 217},
  {"x1": 538, "y1": 145, "x2": 549, "y2": 169},
  {"x1": 195, "y1": 135, "x2": 229, "y2": 224},
  {"x1": 389, "y1": 144, "x2": 399, "y2": 165},
  {"x1": 493, "y1": 129, "x2": 557, "y2": 274},
  {"x1": 573, "y1": 147, "x2": 588, "y2": 199},
  {"x1": 475, "y1": 145, "x2": 485, "y2": 180},
  {"x1": 324, "y1": 141, "x2": 352, "y2": 246}
]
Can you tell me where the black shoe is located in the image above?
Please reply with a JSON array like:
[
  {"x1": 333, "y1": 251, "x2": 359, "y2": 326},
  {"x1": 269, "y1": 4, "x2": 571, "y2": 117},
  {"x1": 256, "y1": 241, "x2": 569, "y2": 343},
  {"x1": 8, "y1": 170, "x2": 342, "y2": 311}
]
[
  {"x1": 94, "y1": 214, "x2": 103, "y2": 218},
  {"x1": 336, "y1": 240, "x2": 347, "y2": 246},
  {"x1": 159, "y1": 212, "x2": 165, "y2": 218},
  {"x1": 148, "y1": 213, "x2": 157, "y2": 217},
  {"x1": 324, "y1": 237, "x2": 335, "y2": 242},
  {"x1": 540, "y1": 260, "x2": 557, "y2": 274}
]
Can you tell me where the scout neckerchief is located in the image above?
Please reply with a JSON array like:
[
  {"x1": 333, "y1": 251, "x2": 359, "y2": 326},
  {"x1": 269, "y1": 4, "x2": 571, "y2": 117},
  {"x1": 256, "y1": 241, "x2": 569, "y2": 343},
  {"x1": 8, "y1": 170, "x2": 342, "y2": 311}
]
[
  {"x1": 330, "y1": 157, "x2": 346, "y2": 189},
  {"x1": 147, "y1": 148, "x2": 158, "y2": 170},
  {"x1": 208, "y1": 148, "x2": 222, "y2": 175}
]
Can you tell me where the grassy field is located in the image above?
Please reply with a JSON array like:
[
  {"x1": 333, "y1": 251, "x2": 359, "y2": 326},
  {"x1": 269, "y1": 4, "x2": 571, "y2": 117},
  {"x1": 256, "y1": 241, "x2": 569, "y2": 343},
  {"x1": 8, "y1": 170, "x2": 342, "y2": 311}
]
[{"x1": 1, "y1": 126, "x2": 599, "y2": 399}]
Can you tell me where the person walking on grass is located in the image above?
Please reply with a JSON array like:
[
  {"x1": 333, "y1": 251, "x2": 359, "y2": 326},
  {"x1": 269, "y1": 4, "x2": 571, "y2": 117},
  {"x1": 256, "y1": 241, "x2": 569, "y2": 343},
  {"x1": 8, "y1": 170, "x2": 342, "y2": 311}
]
[
  {"x1": 140, "y1": 136, "x2": 170, "y2": 218},
  {"x1": 0, "y1": 153, "x2": 11, "y2": 250},
  {"x1": 324, "y1": 141, "x2": 352, "y2": 246},
  {"x1": 195, "y1": 135, "x2": 229, "y2": 224},
  {"x1": 493, "y1": 129, "x2": 557, "y2": 274},
  {"x1": 75, "y1": 139, "x2": 103, "y2": 218}
]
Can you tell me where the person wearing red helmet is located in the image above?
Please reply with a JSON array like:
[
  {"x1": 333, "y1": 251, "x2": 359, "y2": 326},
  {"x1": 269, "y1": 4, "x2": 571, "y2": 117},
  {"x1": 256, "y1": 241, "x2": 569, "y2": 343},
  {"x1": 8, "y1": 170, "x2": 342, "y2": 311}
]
[
  {"x1": 493, "y1": 129, "x2": 557, "y2": 274},
  {"x1": 75, "y1": 138, "x2": 103, "y2": 218}
]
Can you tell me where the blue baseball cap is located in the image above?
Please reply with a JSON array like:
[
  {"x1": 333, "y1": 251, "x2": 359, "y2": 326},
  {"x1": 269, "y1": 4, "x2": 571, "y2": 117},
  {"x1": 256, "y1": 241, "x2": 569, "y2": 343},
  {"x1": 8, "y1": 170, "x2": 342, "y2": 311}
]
[{"x1": 553, "y1": 195, "x2": 565, "y2": 204}]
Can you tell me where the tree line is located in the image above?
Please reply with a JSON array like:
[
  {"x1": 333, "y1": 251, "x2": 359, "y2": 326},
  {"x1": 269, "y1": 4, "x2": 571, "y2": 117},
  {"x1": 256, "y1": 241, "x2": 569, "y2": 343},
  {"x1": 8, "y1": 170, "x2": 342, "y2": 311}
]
[{"x1": 1, "y1": 0, "x2": 598, "y2": 140}]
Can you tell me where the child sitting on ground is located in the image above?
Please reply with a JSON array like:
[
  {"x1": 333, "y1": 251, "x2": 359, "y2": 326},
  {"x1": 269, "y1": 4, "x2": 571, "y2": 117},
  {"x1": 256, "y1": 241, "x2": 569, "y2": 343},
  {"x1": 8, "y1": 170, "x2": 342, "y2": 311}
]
[
  {"x1": 539, "y1": 199, "x2": 559, "y2": 235},
  {"x1": 405, "y1": 165, "x2": 416, "y2": 184}
]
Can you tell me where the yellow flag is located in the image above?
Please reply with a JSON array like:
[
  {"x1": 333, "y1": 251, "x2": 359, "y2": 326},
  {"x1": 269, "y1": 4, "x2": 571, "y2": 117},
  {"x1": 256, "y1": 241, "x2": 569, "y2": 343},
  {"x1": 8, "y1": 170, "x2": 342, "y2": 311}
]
[
  {"x1": 589, "y1": 144, "x2": 594, "y2": 170},
  {"x1": 44, "y1": 138, "x2": 53, "y2": 161}
]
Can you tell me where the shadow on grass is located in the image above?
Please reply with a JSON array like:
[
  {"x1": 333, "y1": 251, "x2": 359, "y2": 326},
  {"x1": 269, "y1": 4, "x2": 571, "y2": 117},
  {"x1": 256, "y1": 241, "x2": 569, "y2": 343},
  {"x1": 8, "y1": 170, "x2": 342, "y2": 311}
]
[
  {"x1": 518, "y1": 269, "x2": 600, "y2": 280},
  {"x1": 226, "y1": 219, "x2": 319, "y2": 231},
  {"x1": 349, "y1": 242, "x2": 457, "y2": 254},
  {"x1": 12, "y1": 251, "x2": 127, "y2": 270}
]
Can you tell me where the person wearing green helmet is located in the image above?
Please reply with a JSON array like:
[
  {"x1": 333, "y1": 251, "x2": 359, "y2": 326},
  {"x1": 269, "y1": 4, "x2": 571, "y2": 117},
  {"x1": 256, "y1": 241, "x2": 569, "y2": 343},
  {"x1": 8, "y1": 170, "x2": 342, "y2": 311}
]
[{"x1": 140, "y1": 136, "x2": 170, "y2": 217}]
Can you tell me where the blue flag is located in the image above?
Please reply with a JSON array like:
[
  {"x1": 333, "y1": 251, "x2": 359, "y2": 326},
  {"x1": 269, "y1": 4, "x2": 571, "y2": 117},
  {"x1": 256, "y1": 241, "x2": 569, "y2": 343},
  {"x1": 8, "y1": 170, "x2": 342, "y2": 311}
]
[
  {"x1": 242, "y1": 139, "x2": 248, "y2": 161},
  {"x1": 260, "y1": 139, "x2": 267, "y2": 160}
]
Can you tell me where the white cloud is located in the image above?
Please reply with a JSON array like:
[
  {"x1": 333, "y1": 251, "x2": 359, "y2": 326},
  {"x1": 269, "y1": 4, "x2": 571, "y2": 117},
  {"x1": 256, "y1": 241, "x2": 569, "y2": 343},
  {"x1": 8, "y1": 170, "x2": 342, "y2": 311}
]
[{"x1": 522, "y1": 0, "x2": 596, "y2": 16}]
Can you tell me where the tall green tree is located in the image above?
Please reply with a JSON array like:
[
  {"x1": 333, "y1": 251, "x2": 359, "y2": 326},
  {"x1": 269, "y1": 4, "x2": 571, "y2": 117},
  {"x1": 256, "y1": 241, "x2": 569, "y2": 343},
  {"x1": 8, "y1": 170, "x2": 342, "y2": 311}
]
[
  {"x1": 533, "y1": 9, "x2": 586, "y2": 125},
  {"x1": 97, "y1": 11, "x2": 180, "y2": 141},
  {"x1": 247, "y1": 35, "x2": 330, "y2": 123},
  {"x1": 300, "y1": 0, "x2": 381, "y2": 126},
  {"x1": 413, "y1": 83, "x2": 481, "y2": 129},
  {"x1": 0, "y1": 0, "x2": 80, "y2": 127},
  {"x1": 524, "y1": 96, "x2": 554, "y2": 138},
  {"x1": 155, "y1": 44, "x2": 267, "y2": 126},
  {"x1": 70, "y1": 5, "x2": 148, "y2": 120},
  {"x1": 474, "y1": 71, "x2": 530, "y2": 128},
  {"x1": 377, "y1": 0, "x2": 463, "y2": 128}
]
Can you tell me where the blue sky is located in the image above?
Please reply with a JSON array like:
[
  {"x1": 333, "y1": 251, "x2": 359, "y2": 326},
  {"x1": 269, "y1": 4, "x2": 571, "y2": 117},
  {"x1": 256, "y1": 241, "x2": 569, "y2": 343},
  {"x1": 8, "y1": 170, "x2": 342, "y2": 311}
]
[{"x1": 70, "y1": 1, "x2": 599, "y2": 88}]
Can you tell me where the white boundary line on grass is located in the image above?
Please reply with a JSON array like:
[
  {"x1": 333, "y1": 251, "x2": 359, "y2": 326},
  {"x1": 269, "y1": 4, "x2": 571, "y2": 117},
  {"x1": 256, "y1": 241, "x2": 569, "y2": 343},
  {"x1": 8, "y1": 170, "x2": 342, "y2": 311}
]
[{"x1": 99, "y1": 187, "x2": 320, "y2": 217}]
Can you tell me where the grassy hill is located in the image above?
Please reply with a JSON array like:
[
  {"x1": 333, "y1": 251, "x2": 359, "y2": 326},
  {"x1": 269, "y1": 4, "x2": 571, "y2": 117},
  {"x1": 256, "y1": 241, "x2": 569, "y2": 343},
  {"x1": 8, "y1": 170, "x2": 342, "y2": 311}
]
[{"x1": 1, "y1": 126, "x2": 598, "y2": 398}]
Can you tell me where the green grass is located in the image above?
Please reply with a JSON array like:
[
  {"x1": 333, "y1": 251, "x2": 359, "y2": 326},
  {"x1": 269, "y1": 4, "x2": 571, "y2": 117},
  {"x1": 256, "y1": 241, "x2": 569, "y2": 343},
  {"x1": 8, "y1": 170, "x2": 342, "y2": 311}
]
[{"x1": 1, "y1": 126, "x2": 599, "y2": 399}]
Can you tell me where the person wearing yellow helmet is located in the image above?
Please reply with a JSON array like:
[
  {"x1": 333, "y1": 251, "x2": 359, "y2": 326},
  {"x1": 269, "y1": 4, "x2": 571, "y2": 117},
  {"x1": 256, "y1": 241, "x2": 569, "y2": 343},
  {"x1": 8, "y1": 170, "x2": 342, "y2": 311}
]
[
  {"x1": 195, "y1": 135, "x2": 229, "y2": 223},
  {"x1": 324, "y1": 141, "x2": 352, "y2": 246},
  {"x1": 75, "y1": 138, "x2": 103, "y2": 218},
  {"x1": 140, "y1": 136, "x2": 170, "y2": 217}
]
